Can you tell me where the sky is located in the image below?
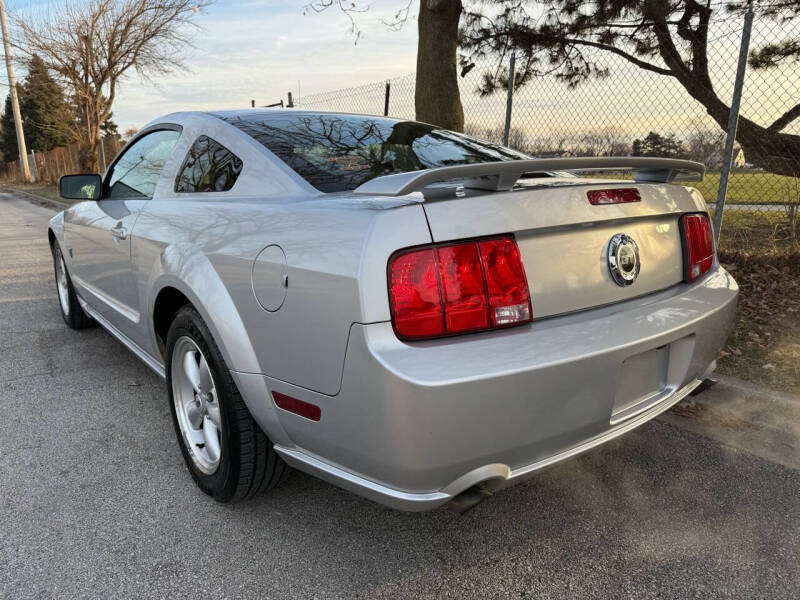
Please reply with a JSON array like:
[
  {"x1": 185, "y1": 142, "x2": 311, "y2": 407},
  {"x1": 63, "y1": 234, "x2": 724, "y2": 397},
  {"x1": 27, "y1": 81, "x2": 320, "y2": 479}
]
[
  {"x1": 5, "y1": 0, "x2": 419, "y2": 131},
  {"x1": 2, "y1": 1, "x2": 798, "y2": 141}
]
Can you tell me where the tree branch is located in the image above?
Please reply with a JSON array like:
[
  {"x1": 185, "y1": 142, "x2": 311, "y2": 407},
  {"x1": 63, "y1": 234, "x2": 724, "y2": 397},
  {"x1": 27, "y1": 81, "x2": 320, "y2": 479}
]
[
  {"x1": 769, "y1": 103, "x2": 800, "y2": 132},
  {"x1": 557, "y1": 37, "x2": 673, "y2": 76}
]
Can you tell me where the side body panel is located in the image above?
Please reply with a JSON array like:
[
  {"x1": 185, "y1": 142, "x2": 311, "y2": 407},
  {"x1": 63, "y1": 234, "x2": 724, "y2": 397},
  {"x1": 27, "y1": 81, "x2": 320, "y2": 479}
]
[
  {"x1": 63, "y1": 199, "x2": 149, "y2": 340},
  {"x1": 133, "y1": 197, "x2": 430, "y2": 395}
]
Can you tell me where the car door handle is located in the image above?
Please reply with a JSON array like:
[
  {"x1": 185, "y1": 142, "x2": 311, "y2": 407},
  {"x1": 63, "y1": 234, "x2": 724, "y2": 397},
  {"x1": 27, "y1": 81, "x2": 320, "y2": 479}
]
[{"x1": 110, "y1": 225, "x2": 128, "y2": 240}]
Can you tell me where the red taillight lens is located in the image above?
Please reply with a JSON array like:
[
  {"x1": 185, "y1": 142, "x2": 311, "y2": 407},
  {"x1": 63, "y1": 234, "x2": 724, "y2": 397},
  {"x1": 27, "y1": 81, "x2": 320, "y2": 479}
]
[
  {"x1": 389, "y1": 235, "x2": 532, "y2": 340},
  {"x1": 587, "y1": 188, "x2": 641, "y2": 205},
  {"x1": 680, "y1": 213, "x2": 715, "y2": 282},
  {"x1": 388, "y1": 248, "x2": 444, "y2": 338},
  {"x1": 437, "y1": 243, "x2": 489, "y2": 333},
  {"x1": 478, "y1": 237, "x2": 532, "y2": 326}
]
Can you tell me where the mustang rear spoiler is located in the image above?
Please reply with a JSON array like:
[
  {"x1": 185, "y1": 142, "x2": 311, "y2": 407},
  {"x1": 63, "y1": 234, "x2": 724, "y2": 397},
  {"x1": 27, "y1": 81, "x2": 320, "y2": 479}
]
[{"x1": 353, "y1": 157, "x2": 705, "y2": 197}]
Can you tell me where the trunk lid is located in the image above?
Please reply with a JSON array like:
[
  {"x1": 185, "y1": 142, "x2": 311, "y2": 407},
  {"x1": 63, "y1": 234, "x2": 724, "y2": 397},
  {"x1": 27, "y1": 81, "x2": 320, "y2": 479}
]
[{"x1": 420, "y1": 178, "x2": 706, "y2": 318}]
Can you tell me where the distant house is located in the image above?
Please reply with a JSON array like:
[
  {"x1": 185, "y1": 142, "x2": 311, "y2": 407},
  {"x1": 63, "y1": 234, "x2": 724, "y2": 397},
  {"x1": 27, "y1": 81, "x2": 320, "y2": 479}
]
[{"x1": 709, "y1": 144, "x2": 746, "y2": 169}]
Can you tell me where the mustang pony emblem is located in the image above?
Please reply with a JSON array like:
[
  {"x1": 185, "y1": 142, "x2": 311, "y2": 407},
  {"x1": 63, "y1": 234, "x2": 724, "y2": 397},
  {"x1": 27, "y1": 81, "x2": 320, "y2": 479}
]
[{"x1": 607, "y1": 233, "x2": 641, "y2": 286}]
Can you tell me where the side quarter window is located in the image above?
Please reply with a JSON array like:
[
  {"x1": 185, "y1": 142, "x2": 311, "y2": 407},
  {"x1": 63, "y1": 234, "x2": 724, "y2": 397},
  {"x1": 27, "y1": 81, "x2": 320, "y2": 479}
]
[
  {"x1": 106, "y1": 129, "x2": 181, "y2": 199},
  {"x1": 175, "y1": 135, "x2": 243, "y2": 193}
]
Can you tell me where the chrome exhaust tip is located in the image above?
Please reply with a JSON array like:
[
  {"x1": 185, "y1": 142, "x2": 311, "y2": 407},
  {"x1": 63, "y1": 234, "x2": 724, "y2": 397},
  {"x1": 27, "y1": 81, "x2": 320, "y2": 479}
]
[
  {"x1": 690, "y1": 377, "x2": 719, "y2": 396},
  {"x1": 447, "y1": 484, "x2": 494, "y2": 514}
]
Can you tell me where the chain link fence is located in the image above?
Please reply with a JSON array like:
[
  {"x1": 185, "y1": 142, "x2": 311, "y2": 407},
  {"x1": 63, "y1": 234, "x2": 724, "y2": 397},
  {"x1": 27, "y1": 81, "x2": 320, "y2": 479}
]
[{"x1": 299, "y1": 8, "x2": 799, "y2": 256}]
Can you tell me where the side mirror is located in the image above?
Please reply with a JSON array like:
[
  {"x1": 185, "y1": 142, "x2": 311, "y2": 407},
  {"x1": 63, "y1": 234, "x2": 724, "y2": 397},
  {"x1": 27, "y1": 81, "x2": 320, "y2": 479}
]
[{"x1": 59, "y1": 174, "x2": 102, "y2": 200}]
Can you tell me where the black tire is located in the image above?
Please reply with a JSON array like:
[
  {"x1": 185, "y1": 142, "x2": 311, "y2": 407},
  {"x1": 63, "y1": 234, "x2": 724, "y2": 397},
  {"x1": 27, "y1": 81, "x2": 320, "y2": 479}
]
[
  {"x1": 52, "y1": 242, "x2": 94, "y2": 329},
  {"x1": 165, "y1": 305, "x2": 289, "y2": 503}
]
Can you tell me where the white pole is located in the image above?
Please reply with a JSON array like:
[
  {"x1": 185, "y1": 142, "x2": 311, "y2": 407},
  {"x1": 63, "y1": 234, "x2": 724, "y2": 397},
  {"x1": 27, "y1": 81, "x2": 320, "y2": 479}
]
[{"x1": 0, "y1": 0, "x2": 31, "y2": 183}]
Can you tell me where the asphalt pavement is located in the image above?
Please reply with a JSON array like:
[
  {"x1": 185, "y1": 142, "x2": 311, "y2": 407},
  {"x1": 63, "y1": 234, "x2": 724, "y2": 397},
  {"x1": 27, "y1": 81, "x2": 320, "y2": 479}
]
[{"x1": 1, "y1": 193, "x2": 798, "y2": 599}]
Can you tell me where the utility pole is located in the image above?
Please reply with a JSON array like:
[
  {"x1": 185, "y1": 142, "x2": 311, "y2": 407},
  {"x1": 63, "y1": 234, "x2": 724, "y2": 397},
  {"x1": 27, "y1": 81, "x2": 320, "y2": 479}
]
[{"x1": 0, "y1": 0, "x2": 31, "y2": 182}]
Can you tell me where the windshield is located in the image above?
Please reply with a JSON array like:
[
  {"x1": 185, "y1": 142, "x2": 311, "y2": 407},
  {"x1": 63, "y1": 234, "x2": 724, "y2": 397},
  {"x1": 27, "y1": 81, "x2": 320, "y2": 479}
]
[{"x1": 217, "y1": 112, "x2": 529, "y2": 192}]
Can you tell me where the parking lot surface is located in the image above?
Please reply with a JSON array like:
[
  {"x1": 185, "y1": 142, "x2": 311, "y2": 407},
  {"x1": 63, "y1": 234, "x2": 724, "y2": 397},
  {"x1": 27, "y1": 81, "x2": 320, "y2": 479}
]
[{"x1": 1, "y1": 193, "x2": 798, "y2": 599}]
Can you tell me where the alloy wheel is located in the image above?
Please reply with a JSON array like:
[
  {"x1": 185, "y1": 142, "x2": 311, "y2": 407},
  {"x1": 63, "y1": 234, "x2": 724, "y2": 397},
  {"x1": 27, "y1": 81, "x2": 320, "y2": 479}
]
[
  {"x1": 171, "y1": 336, "x2": 222, "y2": 474},
  {"x1": 55, "y1": 249, "x2": 70, "y2": 317}
]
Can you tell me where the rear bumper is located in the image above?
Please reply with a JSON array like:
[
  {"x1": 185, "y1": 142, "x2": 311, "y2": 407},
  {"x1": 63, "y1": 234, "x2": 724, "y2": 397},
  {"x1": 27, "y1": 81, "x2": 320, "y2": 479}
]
[{"x1": 237, "y1": 267, "x2": 738, "y2": 511}]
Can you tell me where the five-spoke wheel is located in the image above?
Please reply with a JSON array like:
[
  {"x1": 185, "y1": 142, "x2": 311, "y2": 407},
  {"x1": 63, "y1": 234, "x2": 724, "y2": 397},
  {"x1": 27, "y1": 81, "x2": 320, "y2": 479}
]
[
  {"x1": 166, "y1": 305, "x2": 289, "y2": 502},
  {"x1": 51, "y1": 241, "x2": 93, "y2": 329},
  {"x1": 171, "y1": 336, "x2": 222, "y2": 474},
  {"x1": 54, "y1": 247, "x2": 71, "y2": 317}
]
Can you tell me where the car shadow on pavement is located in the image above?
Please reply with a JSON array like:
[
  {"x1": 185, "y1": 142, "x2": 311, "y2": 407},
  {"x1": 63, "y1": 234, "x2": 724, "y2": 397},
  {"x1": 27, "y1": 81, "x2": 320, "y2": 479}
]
[{"x1": 218, "y1": 421, "x2": 799, "y2": 598}]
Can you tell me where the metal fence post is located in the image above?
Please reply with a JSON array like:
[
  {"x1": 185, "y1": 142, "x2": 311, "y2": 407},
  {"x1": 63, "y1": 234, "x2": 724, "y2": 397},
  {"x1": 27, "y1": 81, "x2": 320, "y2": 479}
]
[
  {"x1": 384, "y1": 80, "x2": 391, "y2": 116},
  {"x1": 503, "y1": 54, "x2": 516, "y2": 147},
  {"x1": 713, "y1": 0, "x2": 755, "y2": 239}
]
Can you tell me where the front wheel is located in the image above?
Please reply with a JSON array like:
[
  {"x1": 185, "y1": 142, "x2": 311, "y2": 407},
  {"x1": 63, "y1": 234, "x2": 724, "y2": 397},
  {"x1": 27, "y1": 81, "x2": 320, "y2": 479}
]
[
  {"x1": 52, "y1": 242, "x2": 93, "y2": 329},
  {"x1": 166, "y1": 305, "x2": 289, "y2": 502}
]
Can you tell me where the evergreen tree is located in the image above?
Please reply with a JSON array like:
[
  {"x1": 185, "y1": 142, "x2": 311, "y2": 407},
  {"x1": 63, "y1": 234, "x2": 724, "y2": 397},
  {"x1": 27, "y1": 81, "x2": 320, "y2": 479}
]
[
  {"x1": 21, "y1": 55, "x2": 72, "y2": 152},
  {"x1": 0, "y1": 54, "x2": 72, "y2": 162},
  {"x1": 632, "y1": 132, "x2": 686, "y2": 159},
  {"x1": 459, "y1": 0, "x2": 800, "y2": 176},
  {"x1": 101, "y1": 116, "x2": 119, "y2": 139},
  {"x1": 0, "y1": 84, "x2": 24, "y2": 162}
]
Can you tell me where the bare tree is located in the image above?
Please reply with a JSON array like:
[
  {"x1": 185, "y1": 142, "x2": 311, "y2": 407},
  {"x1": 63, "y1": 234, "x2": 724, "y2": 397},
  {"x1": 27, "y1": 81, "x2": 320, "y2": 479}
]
[
  {"x1": 14, "y1": 0, "x2": 210, "y2": 171},
  {"x1": 577, "y1": 127, "x2": 626, "y2": 157},
  {"x1": 123, "y1": 126, "x2": 139, "y2": 142},
  {"x1": 686, "y1": 124, "x2": 725, "y2": 165}
]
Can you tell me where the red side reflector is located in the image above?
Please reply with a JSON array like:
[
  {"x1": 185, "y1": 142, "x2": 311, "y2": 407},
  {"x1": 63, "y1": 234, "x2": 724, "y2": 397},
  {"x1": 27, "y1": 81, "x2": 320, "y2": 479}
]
[
  {"x1": 587, "y1": 188, "x2": 641, "y2": 205},
  {"x1": 680, "y1": 213, "x2": 715, "y2": 282},
  {"x1": 388, "y1": 235, "x2": 532, "y2": 340},
  {"x1": 272, "y1": 391, "x2": 321, "y2": 421}
]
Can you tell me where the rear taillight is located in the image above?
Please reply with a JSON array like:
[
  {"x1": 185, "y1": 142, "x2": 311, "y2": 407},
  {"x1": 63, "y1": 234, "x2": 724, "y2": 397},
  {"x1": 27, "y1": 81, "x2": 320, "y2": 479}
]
[
  {"x1": 388, "y1": 235, "x2": 532, "y2": 340},
  {"x1": 680, "y1": 213, "x2": 715, "y2": 282}
]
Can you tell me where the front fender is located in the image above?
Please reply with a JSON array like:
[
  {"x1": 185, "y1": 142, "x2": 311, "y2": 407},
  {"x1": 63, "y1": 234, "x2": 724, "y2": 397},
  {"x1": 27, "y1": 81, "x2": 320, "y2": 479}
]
[
  {"x1": 146, "y1": 242, "x2": 261, "y2": 375},
  {"x1": 48, "y1": 211, "x2": 65, "y2": 253}
]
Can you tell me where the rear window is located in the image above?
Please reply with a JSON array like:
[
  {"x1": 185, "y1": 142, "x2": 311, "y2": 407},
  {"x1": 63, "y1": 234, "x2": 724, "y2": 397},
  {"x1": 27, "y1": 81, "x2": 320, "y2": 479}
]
[{"x1": 217, "y1": 112, "x2": 528, "y2": 192}]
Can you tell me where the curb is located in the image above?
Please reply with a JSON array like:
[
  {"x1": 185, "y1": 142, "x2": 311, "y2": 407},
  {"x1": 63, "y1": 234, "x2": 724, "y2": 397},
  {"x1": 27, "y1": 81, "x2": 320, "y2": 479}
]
[{"x1": 1, "y1": 186, "x2": 68, "y2": 210}]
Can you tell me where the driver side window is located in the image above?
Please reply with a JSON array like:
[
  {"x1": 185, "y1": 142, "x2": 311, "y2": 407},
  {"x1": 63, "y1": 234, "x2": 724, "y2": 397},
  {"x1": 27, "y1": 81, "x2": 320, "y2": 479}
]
[{"x1": 107, "y1": 129, "x2": 181, "y2": 199}]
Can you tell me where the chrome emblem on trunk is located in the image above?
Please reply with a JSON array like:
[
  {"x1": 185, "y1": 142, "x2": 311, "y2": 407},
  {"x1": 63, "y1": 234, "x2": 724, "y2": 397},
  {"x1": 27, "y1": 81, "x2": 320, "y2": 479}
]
[{"x1": 607, "y1": 233, "x2": 640, "y2": 286}]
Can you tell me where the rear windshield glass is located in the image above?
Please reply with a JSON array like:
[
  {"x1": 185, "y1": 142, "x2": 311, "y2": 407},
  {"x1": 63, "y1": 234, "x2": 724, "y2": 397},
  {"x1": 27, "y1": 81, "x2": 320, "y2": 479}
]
[{"x1": 217, "y1": 112, "x2": 528, "y2": 192}]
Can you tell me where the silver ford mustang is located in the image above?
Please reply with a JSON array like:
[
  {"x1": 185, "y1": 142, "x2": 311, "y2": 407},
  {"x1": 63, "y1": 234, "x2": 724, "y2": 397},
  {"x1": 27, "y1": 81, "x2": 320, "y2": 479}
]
[{"x1": 48, "y1": 110, "x2": 738, "y2": 511}]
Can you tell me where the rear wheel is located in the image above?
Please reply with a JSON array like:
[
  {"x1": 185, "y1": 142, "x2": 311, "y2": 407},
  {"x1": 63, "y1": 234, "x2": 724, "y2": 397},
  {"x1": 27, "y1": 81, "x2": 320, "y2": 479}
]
[
  {"x1": 52, "y1": 242, "x2": 93, "y2": 329},
  {"x1": 166, "y1": 305, "x2": 289, "y2": 502}
]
